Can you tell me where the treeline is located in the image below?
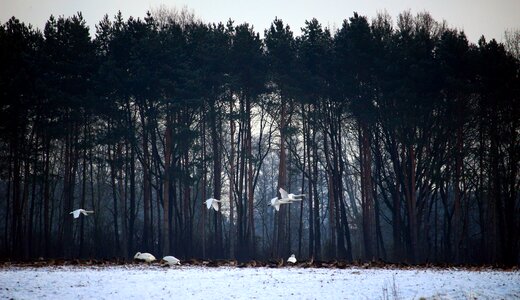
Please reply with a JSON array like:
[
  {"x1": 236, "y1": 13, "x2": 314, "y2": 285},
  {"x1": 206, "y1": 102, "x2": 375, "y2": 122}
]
[{"x1": 0, "y1": 9, "x2": 519, "y2": 265}]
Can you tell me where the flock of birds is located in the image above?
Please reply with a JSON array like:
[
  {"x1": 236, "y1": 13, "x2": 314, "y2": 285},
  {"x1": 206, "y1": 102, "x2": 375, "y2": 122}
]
[
  {"x1": 69, "y1": 187, "x2": 304, "y2": 266},
  {"x1": 71, "y1": 187, "x2": 303, "y2": 217},
  {"x1": 131, "y1": 252, "x2": 298, "y2": 266},
  {"x1": 134, "y1": 252, "x2": 181, "y2": 266},
  {"x1": 204, "y1": 188, "x2": 305, "y2": 212},
  {"x1": 269, "y1": 188, "x2": 305, "y2": 211}
]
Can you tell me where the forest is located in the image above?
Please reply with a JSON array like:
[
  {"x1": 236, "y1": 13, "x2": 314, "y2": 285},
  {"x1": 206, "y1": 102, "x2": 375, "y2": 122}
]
[{"x1": 0, "y1": 8, "x2": 519, "y2": 266}]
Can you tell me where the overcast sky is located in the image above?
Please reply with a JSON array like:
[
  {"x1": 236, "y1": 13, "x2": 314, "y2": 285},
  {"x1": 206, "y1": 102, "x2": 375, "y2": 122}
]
[{"x1": 1, "y1": 0, "x2": 519, "y2": 43}]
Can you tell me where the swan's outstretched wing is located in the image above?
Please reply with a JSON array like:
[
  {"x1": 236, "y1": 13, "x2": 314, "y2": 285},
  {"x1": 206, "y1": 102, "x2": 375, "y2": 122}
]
[
  {"x1": 212, "y1": 201, "x2": 219, "y2": 211},
  {"x1": 289, "y1": 193, "x2": 305, "y2": 200},
  {"x1": 205, "y1": 199, "x2": 213, "y2": 209},
  {"x1": 279, "y1": 188, "x2": 289, "y2": 199},
  {"x1": 288, "y1": 195, "x2": 303, "y2": 202},
  {"x1": 70, "y1": 210, "x2": 81, "y2": 218}
]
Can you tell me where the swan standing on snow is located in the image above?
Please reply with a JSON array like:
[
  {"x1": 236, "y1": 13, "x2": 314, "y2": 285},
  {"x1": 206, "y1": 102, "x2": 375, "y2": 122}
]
[
  {"x1": 205, "y1": 198, "x2": 221, "y2": 211},
  {"x1": 70, "y1": 209, "x2": 94, "y2": 219},
  {"x1": 134, "y1": 252, "x2": 156, "y2": 263},
  {"x1": 162, "y1": 256, "x2": 181, "y2": 266},
  {"x1": 287, "y1": 254, "x2": 297, "y2": 264}
]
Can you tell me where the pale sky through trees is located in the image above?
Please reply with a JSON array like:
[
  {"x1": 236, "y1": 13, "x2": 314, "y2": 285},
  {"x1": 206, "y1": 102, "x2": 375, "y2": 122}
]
[{"x1": 1, "y1": 0, "x2": 519, "y2": 43}]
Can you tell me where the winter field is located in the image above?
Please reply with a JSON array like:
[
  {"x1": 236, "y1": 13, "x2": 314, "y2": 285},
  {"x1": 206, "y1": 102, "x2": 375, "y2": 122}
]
[{"x1": 1, "y1": 264, "x2": 519, "y2": 299}]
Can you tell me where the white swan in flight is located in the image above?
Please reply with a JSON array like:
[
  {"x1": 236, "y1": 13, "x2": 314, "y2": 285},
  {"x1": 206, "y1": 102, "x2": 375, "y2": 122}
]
[
  {"x1": 162, "y1": 256, "x2": 181, "y2": 266},
  {"x1": 70, "y1": 209, "x2": 94, "y2": 219},
  {"x1": 279, "y1": 188, "x2": 305, "y2": 202},
  {"x1": 134, "y1": 252, "x2": 156, "y2": 263},
  {"x1": 287, "y1": 254, "x2": 297, "y2": 264},
  {"x1": 205, "y1": 198, "x2": 221, "y2": 211},
  {"x1": 269, "y1": 197, "x2": 292, "y2": 211}
]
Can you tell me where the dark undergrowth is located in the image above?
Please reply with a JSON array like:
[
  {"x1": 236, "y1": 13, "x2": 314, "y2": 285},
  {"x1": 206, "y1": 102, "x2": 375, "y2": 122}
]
[{"x1": 0, "y1": 258, "x2": 518, "y2": 271}]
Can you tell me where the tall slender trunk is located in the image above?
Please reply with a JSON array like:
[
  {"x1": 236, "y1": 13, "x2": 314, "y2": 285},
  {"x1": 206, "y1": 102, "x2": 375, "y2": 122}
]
[
  {"x1": 79, "y1": 127, "x2": 87, "y2": 257},
  {"x1": 335, "y1": 117, "x2": 352, "y2": 261},
  {"x1": 208, "y1": 102, "x2": 223, "y2": 257},
  {"x1": 360, "y1": 121, "x2": 376, "y2": 260},
  {"x1": 323, "y1": 131, "x2": 338, "y2": 259},
  {"x1": 109, "y1": 144, "x2": 120, "y2": 256},
  {"x1": 403, "y1": 144, "x2": 418, "y2": 263},
  {"x1": 201, "y1": 110, "x2": 207, "y2": 259},
  {"x1": 126, "y1": 98, "x2": 136, "y2": 257},
  {"x1": 305, "y1": 105, "x2": 314, "y2": 259},
  {"x1": 62, "y1": 123, "x2": 76, "y2": 258},
  {"x1": 140, "y1": 107, "x2": 152, "y2": 252},
  {"x1": 229, "y1": 97, "x2": 236, "y2": 259},
  {"x1": 246, "y1": 96, "x2": 255, "y2": 257},
  {"x1": 43, "y1": 135, "x2": 51, "y2": 257},
  {"x1": 386, "y1": 134, "x2": 403, "y2": 261},
  {"x1": 128, "y1": 143, "x2": 136, "y2": 257},
  {"x1": 489, "y1": 114, "x2": 500, "y2": 263},
  {"x1": 298, "y1": 167, "x2": 305, "y2": 259},
  {"x1": 4, "y1": 139, "x2": 12, "y2": 256},
  {"x1": 312, "y1": 106, "x2": 321, "y2": 259},
  {"x1": 373, "y1": 133, "x2": 386, "y2": 260},
  {"x1": 162, "y1": 113, "x2": 172, "y2": 256},
  {"x1": 26, "y1": 143, "x2": 37, "y2": 259},
  {"x1": 504, "y1": 120, "x2": 518, "y2": 265},
  {"x1": 453, "y1": 120, "x2": 463, "y2": 263},
  {"x1": 183, "y1": 147, "x2": 191, "y2": 256},
  {"x1": 10, "y1": 116, "x2": 22, "y2": 258},
  {"x1": 298, "y1": 116, "x2": 306, "y2": 259},
  {"x1": 117, "y1": 143, "x2": 128, "y2": 259},
  {"x1": 276, "y1": 97, "x2": 287, "y2": 258},
  {"x1": 237, "y1": 95, "x2": 247, "y2": 260}
]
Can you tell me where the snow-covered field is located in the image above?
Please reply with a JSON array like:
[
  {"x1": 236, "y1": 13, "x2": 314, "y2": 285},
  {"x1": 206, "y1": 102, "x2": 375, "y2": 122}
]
[{"x1": 1, "y1": 265, "x2": 519, "y2": 299}]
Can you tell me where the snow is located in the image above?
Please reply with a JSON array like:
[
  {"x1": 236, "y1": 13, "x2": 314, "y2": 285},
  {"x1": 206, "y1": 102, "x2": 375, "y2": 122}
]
[{"x1": 1, "y1": 265, "x2": 519, "y2": 299}]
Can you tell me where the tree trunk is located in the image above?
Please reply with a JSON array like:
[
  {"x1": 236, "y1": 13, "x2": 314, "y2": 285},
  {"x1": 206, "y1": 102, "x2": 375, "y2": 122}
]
[
  {"x1": 229, "y1": 97, "x2": 236, "y2": 259},
  {"x1": 109, "y1": 144, "x2": 120, "y2": 256},
  {"x1": 312, "y1": 108, "x2": 321, "y2": 259},
  {"x1": 403, "y1": 144, "x2": 418, "y2": 263},
  {"x1": 201, "y1": 110, "x2": 207, "y2": 259},
  {"x1": 276, "y1": 97, "x2": 287, "y2": 258},
  {"x1": 79, "y1": 130, "x2": 87, "y2": 257},
  {"x1": 162, "y1": 113, "x2": 172, "y2": 256},
  {"x1": 117, "y1": 143, "x2": 128, "y2": 259},
  {"x1": 211, "y1": 102, "x2": 223, "y2": 257},
  {"x1": 305, "y1": 105, "x2": 314, "y2": 259},
  {"x1": 360, "y1": 121, "x2": 376, "y2": 261},
  {"x1": 43, "y1": 135, "x2": 51, "y2": 257},
  {"x1": 141, "y1": 109, "x2": 152, "y2": 252},
  {"x1": 128, "y1": 143, "x2": 136, "y2": 258},
  {"x1": 62, "y1": 124, "x2": 77, "y2": 259},
  {"x1": 246, "y1": 96, "x2": 255, "y2": 257},
  {"x1": 452, "y1": 121, "x2": 463, "y2": 263}
]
